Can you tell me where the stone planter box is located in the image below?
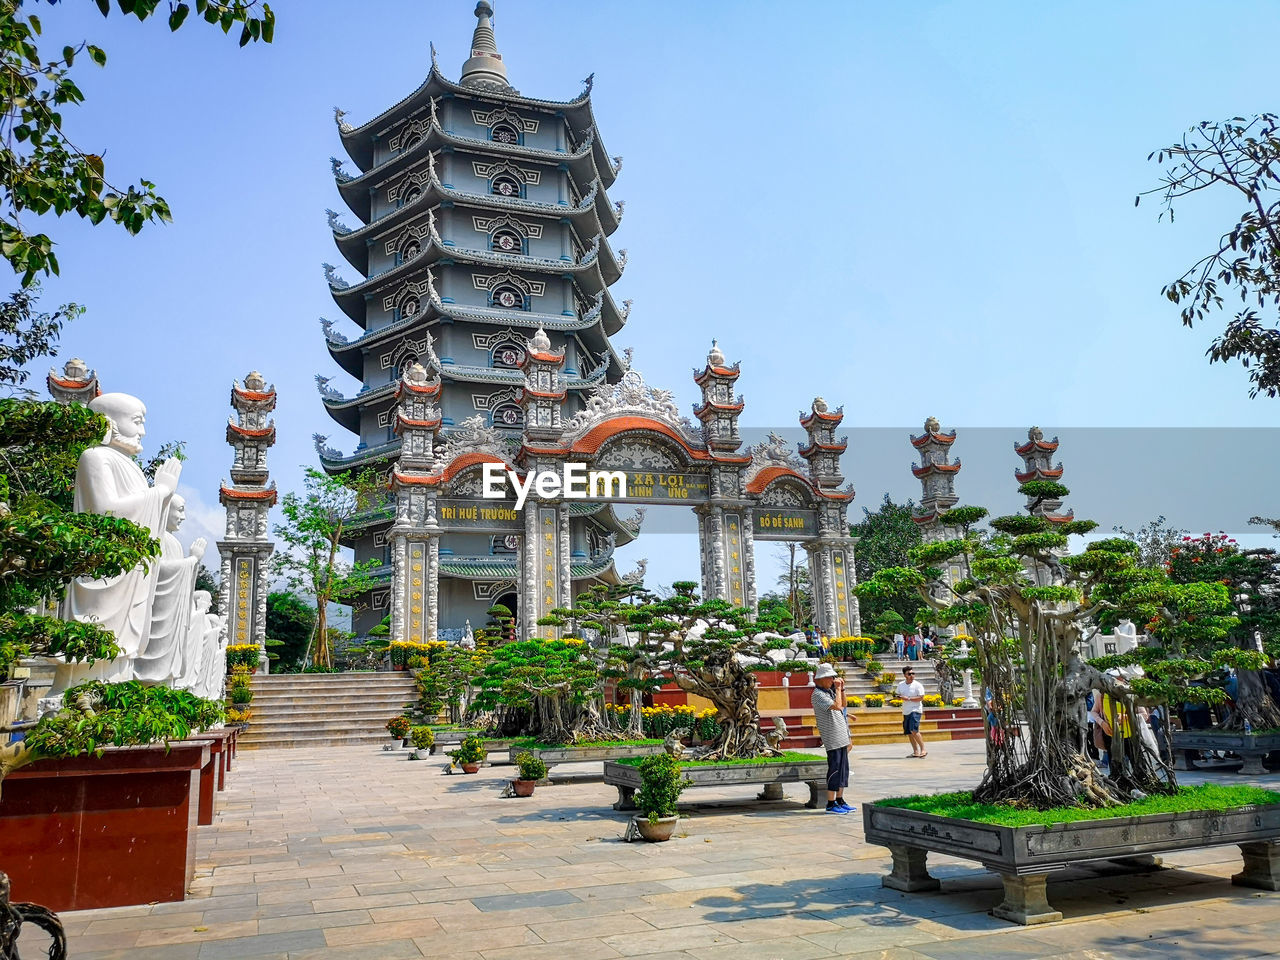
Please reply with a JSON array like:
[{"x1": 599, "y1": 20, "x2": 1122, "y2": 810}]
[
  {"x1": 1172, "y1": 730, "x2": 1280, "y2": 776},
  {"x1": 604, "y1": 758, "x2": 828, "y2": 811},
  {"x1": 184, "y1": 729, "x2": 235, "y2": 826},
  {"x1": 862, "y1": 800, "x2": 1280, "y2": 925},
  {"x1": 0, "y1": 741, "x2": 210, "y2": 911},
  {"x1": 428, "y1": 732, "x2": 515, "y2": 765},
  {"x1": 506, "y1": 742, "x2": 665, "y2": 780}
]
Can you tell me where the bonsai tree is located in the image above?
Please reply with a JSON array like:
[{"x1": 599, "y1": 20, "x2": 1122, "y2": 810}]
[
  {"x1": 416, "y1": 645, "x2": 488, "y2": 724},
  {"x1": 855, "y1": 482, "x2": 1224, "y2": 809},
  {"x1": 558, "y1": 581, "x2": 814, "y2": 760},
  {"x1": 471, "y1": 637, "x2": 609, "y2": 743}
]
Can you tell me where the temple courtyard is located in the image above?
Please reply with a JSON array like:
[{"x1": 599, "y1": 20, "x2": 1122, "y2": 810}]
[{"x1": 14, "y1": 740, "x2": 1278, "y2": 960}]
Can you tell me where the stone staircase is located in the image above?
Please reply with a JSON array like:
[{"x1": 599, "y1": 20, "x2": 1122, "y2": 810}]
[{"x1": 237, "y1": 673, "x2": 420, "y2": 750}]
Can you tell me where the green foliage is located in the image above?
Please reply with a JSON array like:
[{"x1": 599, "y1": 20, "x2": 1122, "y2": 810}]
[
  {"x1": 1140, "y1": 115, "x2": 1280, "y2": 398},
  {"x1": 0, "y1": 0, "x2": 274, "y2": 285},
  {"x1": 635, "y1": 752, "x2": 689, "y2": 821},
  {"x1": 416, "y1": 645, "x2": 488, "y2": 722},
  {"x1": 938, "y1": 505, "x2": 989, "y2": 530},
  {"x1": 449, "y1": 735, "x2": 486, "y2": 765},
  {"x1": 473, "y1": 638, "x2": 600, "y2": 713},
  {"x1": 22, "y1": 680, "x2": 223, "y2": 759},
  {"x1": 879, "y1": 785, "x2": 1280, "y2": 827},
  {"x1": 828, "y1": 637, "x2": 875, "y2": 660},
  {"x1": 385, "y1": 715, "x2": 410, "y2": 739},
  {"x1": 1018, "y1": 480, "x2": 1070, "y2": 502},
  {"x1": 272, "y1": 468, "x2": 384, "y2": 669},
  {"x1": 224, "y1": 644, "x2": 258, "y2": 670},
  {"x1": 265, "y1": 591, "x2": 314, "y2": 670},
  {"x1": 409, "y1": 725, "x2": 434, "y2": 750},
  {"x1": 0, "y1": 282, "x2": 80, "y2": 388},
  {"x1": 514, "y1": 751, "x2": 547, "y2": 782},
  {"x1": 1112, "y1": 516, "x2": 1188, "y2": 568},
  {"x1": 620, "y1": 751, "x2": 818, "y2": 768}
]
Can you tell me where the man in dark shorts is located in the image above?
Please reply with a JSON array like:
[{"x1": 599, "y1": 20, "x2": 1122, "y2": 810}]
[
  {"x1": 811, "y1": 663, "x2": 858, "y2": 812},
  {"x1": 895, "y1": 666, "x2": 927, "y2": 758}
]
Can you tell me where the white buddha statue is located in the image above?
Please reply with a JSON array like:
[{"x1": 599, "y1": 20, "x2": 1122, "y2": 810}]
[
  {"x1": 135, "y1": 495, "x2": 206, "y2": 685},
  {"x1": 55, "y1": 393, "x2": 182, "y2": 692},
  {"x1": 189, "y1": 591, "x2": 228, "y2": 701}
]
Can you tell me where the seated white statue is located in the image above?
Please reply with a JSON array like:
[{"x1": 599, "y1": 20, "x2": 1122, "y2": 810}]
[
  {"x1": 135, "y1": 494, "x2": 206, "y2": 686},
  {"x1": 53, "y1": 392, "x2": 181, "y2": 692}
]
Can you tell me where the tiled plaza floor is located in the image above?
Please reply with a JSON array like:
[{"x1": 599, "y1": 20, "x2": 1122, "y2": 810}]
[{"x1": 17, "y1": 738, "x2": 1280, "y2": 959}]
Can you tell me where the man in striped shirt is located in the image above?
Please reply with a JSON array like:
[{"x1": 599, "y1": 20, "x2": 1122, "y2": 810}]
[{"x1": 811, "y1": 663, "x2": 857, "y2": 813}]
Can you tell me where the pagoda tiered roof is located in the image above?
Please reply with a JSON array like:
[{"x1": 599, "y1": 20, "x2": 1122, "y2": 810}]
[
  {"x1": 336, "y1": 64, "x2": 616, "y2": 184},
  {"x1": 912, "y1": 460, "x2": 962, "y2": 479},
  {"x1": 910, "y1": 427, "x2": 956, "y2": 448},
  {"x1": 327, "y1": 232, "x2": 625, "y2": 320},
  {"x1": 219, "y1": 483, "x2": 279, "y2": 506},
  {"x1": 335, "y1": 127, "x2": 618, "y2": 225},
  {"x1": 331, "y1": 174, "x2": 622, "y2": 268},
  {"x1": 226, "y1": 420, "x2": 276, "y2": 443}
]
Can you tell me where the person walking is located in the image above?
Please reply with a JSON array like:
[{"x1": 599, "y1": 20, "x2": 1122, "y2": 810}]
[
  {"x1": 811, "y1": 663, "x2": 857, "y2": 813},
  {"x1": 893, "y1": 633, "x2": 905, "y2": 660},
  {"x1": 896, "y1": 666, "x2": 927, "y2": 758}
]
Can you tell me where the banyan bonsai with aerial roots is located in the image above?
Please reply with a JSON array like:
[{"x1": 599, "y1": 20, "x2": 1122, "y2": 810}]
[{"x1": 857, "y1": 482, "x2": 1240, "y2": 810}]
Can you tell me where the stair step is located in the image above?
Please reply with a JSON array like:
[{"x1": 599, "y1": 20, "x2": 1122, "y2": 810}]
[{"x1": 238, "y1": 673, "x2": 421, "y2": 750}]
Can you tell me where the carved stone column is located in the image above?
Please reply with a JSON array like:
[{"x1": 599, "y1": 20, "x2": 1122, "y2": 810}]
[{"x1": 389, "y1": 362, "x2": 442, "y2": 643}]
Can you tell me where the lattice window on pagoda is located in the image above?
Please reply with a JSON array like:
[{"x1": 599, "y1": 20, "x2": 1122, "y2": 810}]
[
  {"x1": 490, "y1": 173, "x2": 524, "y2": 199},
  {"x1": 490, "y1": 228, "x2": 524, "y2": 256},
  {"x1": 489, "y1": 284, "x2": 526, "y2": 311},
  {"x1": 490, "y1": 122, "x2": 521, "y2": 145},
  {"x1": 398, "y1": 238, "x2": 422, "y2": 265},
  {"x1": 490, "y1": 341, "x2": 526, "y2": 369},
  {"x1": 397, "y1": 295, "x2": 421, "y2": 322},
  {"x1": 491, "y1": 403, "x2": 524, "y2": 429}
]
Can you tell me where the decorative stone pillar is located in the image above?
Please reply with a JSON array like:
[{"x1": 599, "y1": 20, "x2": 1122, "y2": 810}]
[
  {"x1": 909, "y1": 417, "x2": 968, "y2": 610},
  {"x1": 799, "y1": 398, "x2": 859, "y2": 637},
  {"x1": 692, "y1": 342, "x2": 752, "y2": 608},
  {"x1": 390, "y1": 362, "x2": 443, "y2": 643},
  {"x1": 521, "y1": 499, "x2": 568, "y2": 639},
  {"x1": 218, "y1": 372, "x2": 278, "y2": 667}
]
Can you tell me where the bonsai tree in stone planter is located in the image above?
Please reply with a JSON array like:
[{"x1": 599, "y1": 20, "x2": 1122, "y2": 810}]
[
  {"x1": 855, "y1": 484, "x2": 1226, "y2": 809},
  {"x1": 472, "y1": 638, "x2": 611, "y2": 743},
  {"x1": 416, "y1": 645, "x2": 488, "y2": 725},
  {"x1": 558, "y1": 581, "x2": 814, "y2": 760},
  {"x1": 512, "y1": 751, "x2": 547, "y2": 796},
  {"x1": 634, "y1": 752, "x2": 689, "y2": 842}
]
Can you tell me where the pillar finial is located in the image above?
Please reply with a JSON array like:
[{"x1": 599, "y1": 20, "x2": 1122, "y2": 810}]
[{"x1": 460, "y1": 0, "x2": 511, "y2": 90}]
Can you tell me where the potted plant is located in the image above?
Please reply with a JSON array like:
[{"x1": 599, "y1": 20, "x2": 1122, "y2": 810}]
[
  {"x1": 409, "y1": 725, "x2": 434, "y2": 760},
  {"x1": 633, "y1": 753, "x2": 688, "y2": 842},
  {"x1": 878, "y1": 671, "x2": 897, "y2": 692},
  {"x1": 512, "y1": 751, "x2": 547, "y2": 795},
  {"x1": 450, "y1": 735, "x2": 486, "y2": 773},
  {"x1": 865, "y1": 659, "x2": 883, "y2": 677},
  {"x1": 385, "y1": 715, "x2": 411, "y2": 750}
]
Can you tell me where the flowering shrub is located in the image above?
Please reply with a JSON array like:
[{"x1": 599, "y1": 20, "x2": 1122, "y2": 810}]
[
  {"x1": 864, "y1": 693, "x2": 885, "y2": 707},
  {"x1": 889, "y1": 698, "x2": 904, "y2": 707},
  {"x1": 847, "y1": 695, "x2": 863, "y2": 708},
  {"x1": 923, "y1": 694, "x2": 943, "y2": 707},
  {"x1": 385, "y1": 715, "x2": 411, "y2": 739},
  {"x1": 951, "y1": 697, "x2": 966, "y2": 706},
  {"x1": 878, "y1": 672, "x2": 897, "y2": 686},
  {"x1": 410, "y1": 725, "x2": 435, "y2": 749},
  {"x1": 225, "y1": 706, "x2": 252, "y2": 724},
  {"x1": 390, "y1": 640, "x2": 445, "y2": 667},
  {"x1": 225, "y1": 644, "x2": 259, "y2": 670},
  {"x1": 609, "y1": 702, "x2": 722, "y2": 740},
  {"x1": 828, "y1": 637, "x2": 877, "y2": 660}
]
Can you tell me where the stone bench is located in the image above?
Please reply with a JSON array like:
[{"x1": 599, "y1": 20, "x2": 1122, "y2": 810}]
[
  {"x1": 507, "y1": 742, "x2": 665, "y2": 778},
  {"x1": 603, "y1": 758, "x2": 828, "y2": 811},
  {"x1": 862, "y1": 800, "x2": 1280, "y2": 924},
  {"x1": 428, "y1": 731, "x2": 515, "y2": 764},
  {"x1": 1173, "y1": 730, "x2": 1280, "y2": 776}
]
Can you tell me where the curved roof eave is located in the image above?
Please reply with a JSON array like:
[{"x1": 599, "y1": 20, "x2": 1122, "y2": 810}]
[{"x1": 339, "y1": 65, "x2": 595, "y2": 170}]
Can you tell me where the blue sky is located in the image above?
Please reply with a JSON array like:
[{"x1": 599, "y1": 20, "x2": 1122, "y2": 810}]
[{"x1": 17, "y1": 0, "x2": 1280, "y2": 600}]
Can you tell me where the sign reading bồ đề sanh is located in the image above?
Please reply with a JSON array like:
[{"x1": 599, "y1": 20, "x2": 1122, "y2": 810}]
[{"x1": 753, "y1": 508, "x2": 817, "y2": 540}]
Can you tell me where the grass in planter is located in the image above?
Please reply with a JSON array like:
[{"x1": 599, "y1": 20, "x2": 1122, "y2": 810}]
[
  {"x1": 617, "y1": 751, "x2": 820, "y2": 768},
  {"x1": 510, "y1": 737, "x2": 664, "y2": 749},
  {"x1": 877, "y1": 784, "x2": 1280, "y2": 828}
]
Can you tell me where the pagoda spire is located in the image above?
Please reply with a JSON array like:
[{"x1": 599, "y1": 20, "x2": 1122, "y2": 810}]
[{"x1": 459, "y1": 1, "x2": 511, "y2": 91}]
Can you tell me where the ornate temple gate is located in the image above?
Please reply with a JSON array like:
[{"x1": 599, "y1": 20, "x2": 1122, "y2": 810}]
[{"x1": 386, "y1": 337, "x2": 861, "y2": 643}]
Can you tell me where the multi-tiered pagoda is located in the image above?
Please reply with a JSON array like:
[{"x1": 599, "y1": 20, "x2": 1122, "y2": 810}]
[{"x1": 315, "y1": 2, "x2": 637, "y2": 635}]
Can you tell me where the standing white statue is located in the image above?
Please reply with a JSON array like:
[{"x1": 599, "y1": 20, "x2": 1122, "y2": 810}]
[
  {"x1": 189, "y1": 591, "x2": 228, "y2": 700},
  {"x1": 55, "y1": 393, "x2": 181, "y2": 692},
  {"x1": 136, "y1": 494, "x2": 206, "y2": 685},
  {"x1": 461, "y1": 619, "x2": 475, "y2": 649}
]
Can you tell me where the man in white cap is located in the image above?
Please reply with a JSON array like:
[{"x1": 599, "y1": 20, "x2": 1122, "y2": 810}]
[{"x1": 811, "y1": 663, "x2": 857, "y2": 813}]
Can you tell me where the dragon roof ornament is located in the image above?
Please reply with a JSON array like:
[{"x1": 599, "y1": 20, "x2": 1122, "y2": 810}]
[
  {"x1": 743, "y1": 431, "x2": 809, "y2": 485},
  {"x1": 561, "y1": 366, "x2": 699, "y2": 443},
  {"x1": 333, "y1": 107, "x2": 353, "y2": 134},
  {"x1": 322, "y1": 263, "x2": 350, "y2": 290},
  {"x1": 330, "y1": 156, "x2": 354, "y2": 183},
  {"x1": 435, "y1": 414, "x2": 519, "y2": 468},
  {"x1": 319, "y1": 318, "x2": 348, "y2": 345},
  {"x1": 313, "y1": 433, "x2": 343, "y2": 461},
  {"x1": 314, "y1": 375, "x2": 343, "y2": 401},
  {"x1": 326, "y1": 208, "x2": 353, "y2": 235}
]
